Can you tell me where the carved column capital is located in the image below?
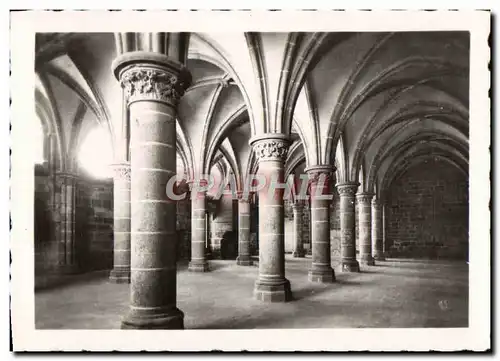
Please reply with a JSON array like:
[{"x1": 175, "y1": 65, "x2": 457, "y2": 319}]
[
  {"x1": 249, "y1": 133, "x2": 290, "y2": 162},
  {"x1": 356, "y1": 192, "x2": 374, "y2": 205},
  {"x1": 112, "y1": 51, "x2": 192, "y2": 107},
  {"x1": 371, "y1": 197, "x2": 381, "y2": 208},
  {"x1": 237, "y1": 191, "x2": 253, "y2": 203},
  {"x1": 305, "y1": 165, "x2": 336, "y2": 183},
  {"x1": 336, "y1": 182, "x2": 360, "y2": 197},
  {"x1": 291, "y1": 201, "x2": 304, "y2": 212},
  {"x1": 111, "y1": 162, "x2": 131, "y2": 182},
  {"x1": 54, "y1": 172, "x2": 78, "y2": 187}
]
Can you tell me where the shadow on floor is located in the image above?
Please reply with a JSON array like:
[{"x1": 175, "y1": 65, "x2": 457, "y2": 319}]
[
  {"x1": 291, "y1": 284, "x2": 334, "y2": 301},
  {"x1": 189, "y1": 311, "x2": 291, "y2": 329}
]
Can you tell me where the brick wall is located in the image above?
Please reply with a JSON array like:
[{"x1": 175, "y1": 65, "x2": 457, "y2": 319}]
[{"x1": 386, "y1": 159, "x2": 468, "y2": 260}]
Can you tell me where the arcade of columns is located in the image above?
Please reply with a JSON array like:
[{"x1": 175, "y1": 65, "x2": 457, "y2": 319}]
[{"x1": 106, "y1": 51, "x2": 386, "y2": 329}]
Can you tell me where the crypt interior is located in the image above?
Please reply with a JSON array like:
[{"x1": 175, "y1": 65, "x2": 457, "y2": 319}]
[{"x1": 33, "y1": 32, "x2": 469, "y2": 329}]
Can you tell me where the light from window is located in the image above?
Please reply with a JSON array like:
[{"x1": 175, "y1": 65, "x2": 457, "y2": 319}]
[
  {"x1": 33, "y1": 118, "x2": 45, "y2": 165},
  {"x1": 78, "y1": 127, "x2": 113, "y2": 179}
]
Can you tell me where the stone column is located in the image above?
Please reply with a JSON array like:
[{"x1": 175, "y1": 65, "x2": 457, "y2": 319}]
[
  {"x1": 109, "y1": 162, "x2": 131, "y2": 283},
  {"x1": 237, "y1": 192, "x2": 253, "y2": 265},
  {"x1": 336, "y1": 182, "x2": 360, "y2": 272},
  {"x1": 372, "y1": 197, "x2": 385, "y2": 261},
  {"x1": 357, "y1": 192, "x2": 374, "y2": 266},
  {"x1": 292, "y1": 202, "x2": 305, "y2": 258},
  {"x1": 189, "y1": 180, "x2": 209, "y2": 272},
  {"x1": 306, "y1": 165, "x2": 335, "y2": 283},
  {"x1": 113, "y1": 52, "x2": 191, "y2": 329},
  {"x1": 382, "y1": 203, "x2": 387, "y2": 258},
  {"x1": 54, "y1": 172, "x2": 78, "y2": 274},
  {"x1": 250, "y1": 133, "x2": 292, "y2": 302}
]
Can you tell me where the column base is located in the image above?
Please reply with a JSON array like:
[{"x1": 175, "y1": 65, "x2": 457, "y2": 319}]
[
  {"x1": 374, "y1": 254, "x2": 386, "y2": 261},
  {"x1": 121, "y1": 307, "x2": 184, "y2": 330},
  {"x1": 236, "y1": 256, "x2": 253, "y2": 266},
  {"x1": 188, "y1": 260, "x2": 210, "y2": 272},
  {"x1": 109, "y1": 268, "x2": 131, "y2": 284},
  {"x1": 308, "y1": 265, "x2": 336, "y2": 283},
  {"x1": 254, "y1": 278, "x2": 292, "y2": 303},
  {"x1": 341, "y1": 259, "x2": 360, "y2": 272},
  {"x1": 292, "y1": 250, "x2": 306, "y2": 258},
  {"x1": 360, "y1": 256, "x2": 375, "y2": 266}
]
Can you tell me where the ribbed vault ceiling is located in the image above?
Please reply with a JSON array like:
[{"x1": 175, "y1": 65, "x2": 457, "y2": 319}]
[{"x1": 34, "y1": 31, "x2": 469, "y2": 195}]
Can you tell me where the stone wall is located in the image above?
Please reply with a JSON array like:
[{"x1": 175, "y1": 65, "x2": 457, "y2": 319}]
[
  {"x1": 176, "y1": 197, "x2": 191, "y2": 261},
  {"x1": 283, "y1": 200, "x2": 310, "y2": 254},
  {"x1": 284, "y1": 199, "x2": 294, "y2": 253},
  {"x1": 34, "y1": 167, "x2": 58, "y2": 275},
  {"x1": 386, "y1": 159, "x2": 469, "y2": 260},
  {"x1": 34, "y1": 169, "x2": 114, "y2": 288},
  {"x1": 79, "y1": 179, "x2": 114, "y2": 271},
  {"x1": 210, "y1": 195, "x2": 235, "y2": 259},
  {"x1": 330, "y1": 189, "x2": 341, "y2": 268}
]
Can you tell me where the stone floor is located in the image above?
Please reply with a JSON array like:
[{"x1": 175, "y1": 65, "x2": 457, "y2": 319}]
[{"x1": 35, "y1": 256, "x2": 468, "y2": 329}]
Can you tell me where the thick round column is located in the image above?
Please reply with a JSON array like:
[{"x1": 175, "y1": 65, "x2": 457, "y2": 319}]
[
  {"x1": 306, "y1": 166, "x2": 335, "y2": 283},
  {"x1": 357, "y1": 193, "x2": 374, "y2": 266},
  {"x1": 109, "y1": 163, "x2": 131, "y2": 283},
  {"x1": 372, "y1": 198, "x2": 385, "y2": 261},
  {"x1": 113, "y1": 52, "x2": 191, "y2": 329},
  {"x1": 336, "y1": 182, "x2": 360, "y2": 272},
  {"x1": 237, "y1": 193, "x2": 253, "y2": 266},
  {"x1": 189, "y1": 182, "x2": 209, "y2": 272},
  {"x1": 250, "y1": 133, "x2": 292, "y2": 302},
  {"x1": 292, "y1": 202, "x2": 305, "y2": 258}
]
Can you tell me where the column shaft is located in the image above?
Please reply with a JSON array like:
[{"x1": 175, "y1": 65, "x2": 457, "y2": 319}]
[
  {"x1": 337, "y1": 182, "x2": 360, "y2": 272},
  {"x1": 292, "y1": 203, "x2": 305, "y2": 258},
  {"x1": 189, "y1": 188, "x2": 209, "y2": 272},
  {"x1": 372, "y1": 198, "x2": 385, "y2": 261},
  {"x1": 237, "y1": 196, "x2": 253, "y2": 265},
  {"x1": 306, "y1": 166, "x2": 335, "y2": 283},
  {"x1": 251, "y1": 134, "x2": 292, "y2": 302},
  {"x1": 357, "y1": 193, "x2": 374, "y2": 266},
  {"x1": 110, "y1": 163, "x2": 131, "y2": 283},
  {"x1": 113, "y1": 52, "x2": 191, "y2": 329}
]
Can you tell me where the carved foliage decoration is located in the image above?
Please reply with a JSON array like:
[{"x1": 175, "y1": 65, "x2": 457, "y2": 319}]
[
  {"x1": 336, "y1": 183, "x2": 359, "y2": 197},
  {"x1": 113, "y1": 164, "x2": 131, "y2": 182},
  {"x1": 253, "y1": 139, "x2": 289, "y2": 161},
  {"x1": 356, "y1": 193, "x2": 374, "y2": 205},
  {"x1": 120, "y1": 67, "x2": 188, "y2": 106}
]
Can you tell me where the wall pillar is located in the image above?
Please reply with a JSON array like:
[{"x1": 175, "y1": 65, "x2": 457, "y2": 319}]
[
  {"x1": 306, "y1": 165, "x2": 335, "y2": 283},
  {"x1": 189, "y1": 181, "x2": 209, "y2": 272},
  {"x1": 372, "y1": 197, "x2": 385, "y2": 261},
  {"x1": 109, "y1": 162, "x2": 131, "y2": 283},
  {"x1": 113, "y1": 52, "x2": 191, "y2": 329},
  {"x1": 292, "y1": 202, "x2": 305, "y2": 258},
  {"x1": 336, "y1": 182, "x2": 360, "y2": 272},
  {"x1": 54, "y1": 172, "x2": 78, "y2": 274},
  {"x1": 357, "y1": 192, "x2": 374, "y2": 266},
  {"x1": 250, "y1": 133, "x2": 292, "y2": 302},
  {"x1": 237, "y1": 193, "x2": 253, "y2": 266}
]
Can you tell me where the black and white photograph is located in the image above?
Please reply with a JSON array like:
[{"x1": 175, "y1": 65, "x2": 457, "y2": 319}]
[{"x1": 9, "y1": 10, "x2": 490, "y2": 352}]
